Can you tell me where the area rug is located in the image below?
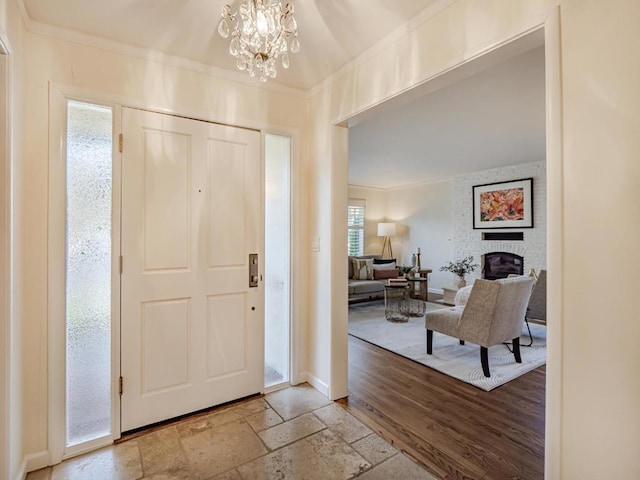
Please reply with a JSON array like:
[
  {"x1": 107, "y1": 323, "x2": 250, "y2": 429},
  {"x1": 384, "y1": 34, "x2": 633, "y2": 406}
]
[{"x1": 348, "y1": 301, "x2": 547, "y2": 391}]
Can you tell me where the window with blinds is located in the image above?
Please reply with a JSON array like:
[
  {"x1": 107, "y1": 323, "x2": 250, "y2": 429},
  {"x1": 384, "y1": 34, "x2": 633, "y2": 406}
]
[{"x1": 348, "y1": 199, "x2": 366, "y2": 256}]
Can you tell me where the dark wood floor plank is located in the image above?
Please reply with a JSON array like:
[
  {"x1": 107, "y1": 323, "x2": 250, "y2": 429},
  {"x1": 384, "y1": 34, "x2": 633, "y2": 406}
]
[{"x1": 341, "y1": 335, "x2": 545, "y2": 480}]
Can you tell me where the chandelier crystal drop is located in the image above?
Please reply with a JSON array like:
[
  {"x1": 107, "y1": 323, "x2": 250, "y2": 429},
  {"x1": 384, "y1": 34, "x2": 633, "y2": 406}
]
[{"x1": 217, "y1": 0, "x2": 300, "y2": 82}]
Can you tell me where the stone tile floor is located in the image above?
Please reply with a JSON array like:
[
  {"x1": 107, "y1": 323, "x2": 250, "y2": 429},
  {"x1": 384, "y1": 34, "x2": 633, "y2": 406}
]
[{"x1": 27, "y1": 384, "x2": 436, "y2": 480}]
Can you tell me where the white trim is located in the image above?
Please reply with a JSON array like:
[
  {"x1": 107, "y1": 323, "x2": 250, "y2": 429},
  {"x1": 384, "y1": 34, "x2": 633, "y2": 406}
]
[
  {"x1": 15, "y1": 0, "x2": 32, "y2": 32},
  {"x1": 48, "y1": 85, "x2": 122, "y2": 463},
  {"x1": 543, "y1": 7, "x2": 563, "y2": 480},
  {"x1": 263, "y1": 381, "x2": 291, "y2": 395},
  {"x1": 329, "y1": 125, "x2": 349, "y2": 401},
  {"x1": 62, "y1": 436, "x2": 113, "y2": 461},
  {"x1": 262, "y1": 127, "x2": 304, "y2": 387},
  {"x1": 0, "y1": 34, "x2": 11, "y2": 480},
  {"x1": 48, "y1": 84, "x2": 67, "y2": 465},
  {"x1": 13, "y1": 451, "x2": 49, "y2": 480},
  {"x1": 263, "y1": 131, "x2": 293, "y2": 390},
  {"x1": 307, "y1": 0, "x2": 458, "y2": 97},
  {"x1": 111, "y1": 105, "x2": 123, "y2": 442},
  {"x1": 300, "y1": 372, "x2": 330, "y2": 398},
  {"x1": 331, "y1": 25, "x2": 544, "y2": 127}
]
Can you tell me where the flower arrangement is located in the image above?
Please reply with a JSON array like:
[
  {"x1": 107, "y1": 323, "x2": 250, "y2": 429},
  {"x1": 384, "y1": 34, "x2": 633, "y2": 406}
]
[{"x1": 439, "y1": 256, "x2": 479, "y2": 278}]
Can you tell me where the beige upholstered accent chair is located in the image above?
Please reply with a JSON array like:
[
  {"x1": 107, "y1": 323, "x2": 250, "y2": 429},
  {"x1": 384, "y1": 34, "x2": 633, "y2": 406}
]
[
  {"x1": 526, "y1": 269, "x2": 546, "y2": 323},
  {"x1": 425, "y1": 276, "x2": 534, "y2": 377}
]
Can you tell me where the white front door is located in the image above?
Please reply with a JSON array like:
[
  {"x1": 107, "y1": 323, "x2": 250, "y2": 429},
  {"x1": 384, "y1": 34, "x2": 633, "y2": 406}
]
[{"x1": 120, "y1": 108, "x2": 263, "y2": 431}]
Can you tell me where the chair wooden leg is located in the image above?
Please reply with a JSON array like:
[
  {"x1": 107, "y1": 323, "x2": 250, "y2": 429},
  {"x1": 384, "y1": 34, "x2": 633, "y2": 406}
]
[
  {"x1": 481, "y1": 347, "x2": 490, "y2": 377},
  {"x1": 513, "y1": 337, "x2": 522, "y2": 363},
  {"x1": 459, "y1": 340, "x2": 465, "y2": 345},
  {"x1": 426, "y1": 329, "x2": 433, "y2": 354}
]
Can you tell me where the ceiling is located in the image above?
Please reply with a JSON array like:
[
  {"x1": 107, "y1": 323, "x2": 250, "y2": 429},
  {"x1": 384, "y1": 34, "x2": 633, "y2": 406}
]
[
  {"x1": 20, "y1": 1, "x2": 545, "y2": 188},
  {"x1": 21, "y1": 0, "x2": 441, "y2": 91},
  {"x1": 348, "y1": 45, "x2": 546, "y2": 189}
]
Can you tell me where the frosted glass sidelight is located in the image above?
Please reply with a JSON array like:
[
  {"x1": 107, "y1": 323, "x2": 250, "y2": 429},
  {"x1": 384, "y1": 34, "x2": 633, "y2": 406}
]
[
  {"x1": 66, "y1": 101, "x2": 113, "y2": 446},
  {"x1": 264, "y1": 134, "x2": 291, "y2": 388}
]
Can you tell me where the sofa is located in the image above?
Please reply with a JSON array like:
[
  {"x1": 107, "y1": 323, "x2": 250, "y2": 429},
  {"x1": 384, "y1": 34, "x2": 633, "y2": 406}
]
[{"x1": 348, "y1": 255, "x2": 399, "y2": 303}]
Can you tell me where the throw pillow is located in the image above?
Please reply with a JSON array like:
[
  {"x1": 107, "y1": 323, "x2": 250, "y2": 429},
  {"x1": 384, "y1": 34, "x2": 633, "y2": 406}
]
[
  {"x1": 351, "y1": 258, "x2": 374, "y2": 280},
  {"x1": 372, "y1": 261, "x2": 396, "y2": 271},
  {"x1": 373, "y1": 268, "x2": 399, "y2": 280},
  {"x1": 373, "y1": 258, "x2": 396, "y2": 264}
]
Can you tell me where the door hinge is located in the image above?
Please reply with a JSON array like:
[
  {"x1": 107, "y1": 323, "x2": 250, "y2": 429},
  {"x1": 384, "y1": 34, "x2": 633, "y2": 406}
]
[
  {"x1": 119, "y1": 376, "x2": 123, "y2": 396},
  {"x1": 119, "y1": 133, "x2": 123, "y2": 153},
  {"x1": 119, "y1": 255, "x2": 123, "y2": 274}
]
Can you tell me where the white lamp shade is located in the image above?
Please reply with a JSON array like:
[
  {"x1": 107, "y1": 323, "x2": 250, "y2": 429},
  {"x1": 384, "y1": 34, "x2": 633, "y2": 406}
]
[{"x1": 377, "y1": 222, "x2": 396, "y2": 237}]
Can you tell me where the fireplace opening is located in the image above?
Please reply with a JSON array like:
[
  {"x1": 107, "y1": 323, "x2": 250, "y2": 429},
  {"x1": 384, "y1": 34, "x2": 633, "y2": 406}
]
[{"x1": 482, "y1": 252, "x2": 524, "y2": 280}]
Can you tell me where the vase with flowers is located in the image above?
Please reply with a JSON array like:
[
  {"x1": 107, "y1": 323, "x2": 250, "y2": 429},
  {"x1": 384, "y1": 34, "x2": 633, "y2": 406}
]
[{"x1": 439, "y1": 255, "x2": 479, "y2": 288}]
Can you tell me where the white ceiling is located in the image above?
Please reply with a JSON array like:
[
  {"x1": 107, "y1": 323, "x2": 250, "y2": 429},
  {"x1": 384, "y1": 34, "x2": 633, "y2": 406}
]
[
  {"x1": 348, "y1": 45, "x2": 546, "y2": 189},
  {"x1": 21, "y1": 0, "x2": 441, "y2": 91}
]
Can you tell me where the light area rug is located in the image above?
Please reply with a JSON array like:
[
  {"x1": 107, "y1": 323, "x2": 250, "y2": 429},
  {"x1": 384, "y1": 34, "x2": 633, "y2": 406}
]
[{"x1": 348, "y1": 301, "x2": 547, "y2": 391}]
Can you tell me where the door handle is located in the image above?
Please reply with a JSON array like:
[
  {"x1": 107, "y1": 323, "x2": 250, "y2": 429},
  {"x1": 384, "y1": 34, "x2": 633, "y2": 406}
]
[{"x1": 249, "y1": 253, "x2": 259, "y2": 287}]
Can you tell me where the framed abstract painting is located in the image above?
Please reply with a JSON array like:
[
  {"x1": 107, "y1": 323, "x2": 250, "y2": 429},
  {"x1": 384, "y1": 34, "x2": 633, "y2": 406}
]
[{"x1": 472, "y1": 178, "x2": 533, "y2": 229}]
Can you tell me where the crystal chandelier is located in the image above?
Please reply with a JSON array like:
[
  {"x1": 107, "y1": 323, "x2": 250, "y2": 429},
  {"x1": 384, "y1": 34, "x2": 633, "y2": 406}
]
[{"x1": 217, "y1": 0, "x2": 300, "y2": 82}]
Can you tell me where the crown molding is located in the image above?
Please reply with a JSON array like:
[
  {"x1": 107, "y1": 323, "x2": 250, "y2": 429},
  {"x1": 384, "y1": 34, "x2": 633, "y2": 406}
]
[
  {"x1": 15, "y1": 0, "x2": 32, "y2": 30},
  {"x1": 16, "y1": 0, "x2": 459, "y2": 100},
  {"x1": 347, "y1": 183, "x2": 387, "y2": 192},
  {"x1": 16, "y1": 0, "x2": 308, "y2": 99},
  {"x1": 307, "y1": 0, "x2": 458, "y2": 98}
]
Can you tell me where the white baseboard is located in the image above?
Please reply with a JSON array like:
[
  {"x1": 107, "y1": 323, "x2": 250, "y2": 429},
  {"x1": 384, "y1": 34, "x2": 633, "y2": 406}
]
[
  {"x1": 299, "y1": 372, "x2": 329, "y2": 398},
  {"x1": 428, "y1": 287, "x2": 444, "y2": 295},
  {"x1": 14, "y1": 450, "x2": 49, "y2": 480}
]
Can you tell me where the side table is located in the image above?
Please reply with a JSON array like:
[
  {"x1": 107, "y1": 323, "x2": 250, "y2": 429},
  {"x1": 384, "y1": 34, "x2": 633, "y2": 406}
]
[
  {"x1": 403, "y1": 276, "x2": 429, "y2": 317},
  {"x1": 442, "y1": 286, "x2": 459, "y2": 306},
  {"x1": 383, "y1": 282, "x2": 410, "y2": 323},
  {"x1": 384, "y1": 277, "x2": 430, "y2": 322}
]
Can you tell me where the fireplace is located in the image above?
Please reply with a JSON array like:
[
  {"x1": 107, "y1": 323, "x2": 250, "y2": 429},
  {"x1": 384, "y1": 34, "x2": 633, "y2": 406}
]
[{"x1": 482, "y1": 252, "x2": 524, "y2": 280}]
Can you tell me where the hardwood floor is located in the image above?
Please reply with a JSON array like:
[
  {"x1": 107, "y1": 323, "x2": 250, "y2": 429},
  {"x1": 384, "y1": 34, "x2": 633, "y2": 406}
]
[{"x1": 339, "y1": 335, "x2": 545, "y2": 480}]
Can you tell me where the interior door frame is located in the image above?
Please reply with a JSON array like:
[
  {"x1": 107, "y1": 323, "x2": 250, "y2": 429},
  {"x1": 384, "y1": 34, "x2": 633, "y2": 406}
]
[
  {"x1": 331, "y1": 6, "x2": 563, "y2": 478},
  {"x1": 0, "y1": 33, "x2": 11, "y2": 480},
  {"x1": 48, "y1": 83, "x2": 302, "y2": 463},
  {"x1": 261, "y1": 130, "x2": 299, "y2": 392},
  {"x1": 48, "y1": 84, "x2": 123, "y2": 463}
]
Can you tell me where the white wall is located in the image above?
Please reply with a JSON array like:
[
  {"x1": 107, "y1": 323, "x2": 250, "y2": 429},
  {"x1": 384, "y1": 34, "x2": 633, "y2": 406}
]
[
  {"x1": 386, "y1": 180, "x2": 454, "y2": 290},
  {"x1": 453, "y1": 160, "x2": 546, "y2": 283},
  {"x1": 0, "y1": 0, "x2": 26, "y2": 478},
  {"x1": 310, "y1": 0, "x2": 640, "y2": 478},
  {"x1": 560, "y1": 2, "x2": 640, "y2": 476}
]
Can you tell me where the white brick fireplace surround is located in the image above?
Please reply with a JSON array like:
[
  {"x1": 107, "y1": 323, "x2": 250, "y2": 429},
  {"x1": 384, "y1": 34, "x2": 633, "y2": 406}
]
[{"x1": 452, "y1": 160, "x2": 546, "y2": 285}]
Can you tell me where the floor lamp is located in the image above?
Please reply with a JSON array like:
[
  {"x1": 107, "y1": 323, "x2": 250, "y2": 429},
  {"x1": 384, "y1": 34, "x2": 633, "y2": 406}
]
[{"x1": 377, "y1": 222, "x2": 396, "y2": 259}]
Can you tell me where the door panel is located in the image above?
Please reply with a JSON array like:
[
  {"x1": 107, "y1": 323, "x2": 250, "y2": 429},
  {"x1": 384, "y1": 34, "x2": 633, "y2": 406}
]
[
  {"x1": 142, "y1": 130, "x2": 191, "y2": 271},
  {"x1": 141, "y1": 298, "x2": 190, "y2": 394},
  {"x1": 207, "y1": 140, "x2": 248, "y2": 267},
  {"x1": 206, "y1": 293, "x2": 246, "y2": 378},
  {"x1": 121, "y1": 108, "x2": 263, "y2": 431}
]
